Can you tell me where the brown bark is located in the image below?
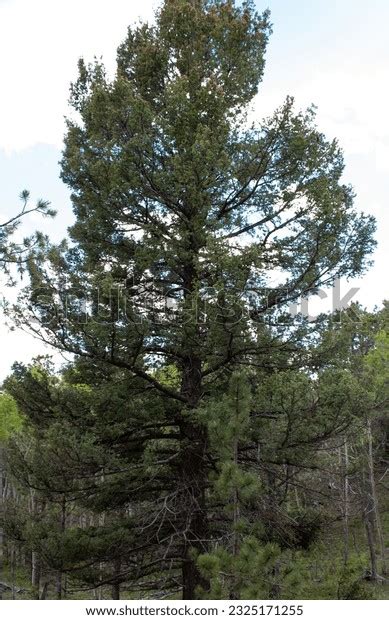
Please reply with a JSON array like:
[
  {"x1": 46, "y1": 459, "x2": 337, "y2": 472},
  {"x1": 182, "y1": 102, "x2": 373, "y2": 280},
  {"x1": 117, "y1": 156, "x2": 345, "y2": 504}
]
[
  {"x1": 179, "y1": 353, "x2": 209, "y2": 599},
  {"x1": 366, "y1": 419, "x2": 387, "y2": 576},
  {"x1": 31, "y1": 551, "x2": 41, "y2": 599},
  {"x1": 40, "y1": 579, "x2": 49, "y2": 600},
  {"x1": 111, "y1": 557, "x2": 121, "y2": 600},
  {"x1": 30, "y1": 490, "x2": 41, "y2": 598},
  {"x1": 361, "y1": 467, "x2": 378, "y2": 580},
  {"x1": 55, "y1": 496, "x2": 67, "y2": 600},
  {"x1": 339, "y1": 441, "x2": 350, "y2": 565},
  {"x1": 178, "y1": 246, "x2": 210, "y2": 599}
]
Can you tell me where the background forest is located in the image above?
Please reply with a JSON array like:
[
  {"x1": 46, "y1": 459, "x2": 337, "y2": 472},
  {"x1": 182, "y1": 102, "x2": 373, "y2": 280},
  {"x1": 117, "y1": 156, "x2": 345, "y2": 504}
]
[{"x1": 0, "y1": 0, "x2": 388, "y2": 601}]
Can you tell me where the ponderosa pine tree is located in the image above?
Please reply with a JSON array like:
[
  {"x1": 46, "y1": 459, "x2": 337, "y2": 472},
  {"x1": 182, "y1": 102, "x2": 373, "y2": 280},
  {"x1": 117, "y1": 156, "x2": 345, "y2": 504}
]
[{"x1": 12, "y1": 0, "x2": 376, "y2": 598}]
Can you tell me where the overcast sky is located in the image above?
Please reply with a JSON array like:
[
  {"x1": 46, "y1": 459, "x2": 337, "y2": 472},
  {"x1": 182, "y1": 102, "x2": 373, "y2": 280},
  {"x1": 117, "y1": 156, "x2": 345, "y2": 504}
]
[{"x1": 0, "y1": 0, "x2": 388, "y2": 379}]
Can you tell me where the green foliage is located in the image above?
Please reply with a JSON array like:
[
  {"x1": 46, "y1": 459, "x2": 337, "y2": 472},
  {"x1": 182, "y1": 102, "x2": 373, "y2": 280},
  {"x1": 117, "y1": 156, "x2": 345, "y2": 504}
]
[
  {"x1": 0, "y1": 191, "x2": 55, "y2": 280},
  {"x1": 198, "y1": 537, "x2": 282, "y2": 599},
  {"x1": 0, "y1": 392, "x2": 22, "y2": 440},
  {"x1": 198, "y1": 542, "x2": 375, "y2": 600}
]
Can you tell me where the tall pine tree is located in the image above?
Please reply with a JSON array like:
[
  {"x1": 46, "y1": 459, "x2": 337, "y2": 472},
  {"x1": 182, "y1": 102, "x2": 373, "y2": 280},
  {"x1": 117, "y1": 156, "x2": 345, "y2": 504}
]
[{"x1": 12, "y1": 0, "x2": 375, "y2": 598}]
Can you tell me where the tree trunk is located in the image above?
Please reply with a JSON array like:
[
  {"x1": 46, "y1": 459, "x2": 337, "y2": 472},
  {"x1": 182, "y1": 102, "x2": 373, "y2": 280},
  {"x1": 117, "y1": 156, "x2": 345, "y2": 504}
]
[
  {"x1": 55, "y1": 496, "x2": 67, "y2": 600},
  {"x1": 111, "y1": 557, "x2": 121, "y2": 600},
  {"x1": 30, "y1": 490, "x2": 41, "y2": 598},
  {"x1": 178, "y1": 249, "x2": 210, "y2": 599},
  {"x1": 180, "y1": 355, "x2": 209, "y2": 599},
  {"x1": 40, "y1": 579, "x2": 49, "y2": 600},
  {"x1": 361, "y1": 467, "x2": 378, "y2": 580},
  {"x1": 339, "y1": 441, "x2": 350, "y2": 565},
  {"x1": 366, "y1": 419, "x2": 387, "y2": 576},
  {"x1": 31, "y1": 551, "x2": 41, "y2": 599},
  {"x1": 232, "y1": 436, "x2": 240, "y2": 558},
  {"x1": 55, "y1": 572, "x2": 63, "y2": 600},
  {"x1": 10, "y1": 544, "x2": 16, "y2": 600},
  {"x1": 180, "y1": 418, "x2": 209, "y2": 599}
]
